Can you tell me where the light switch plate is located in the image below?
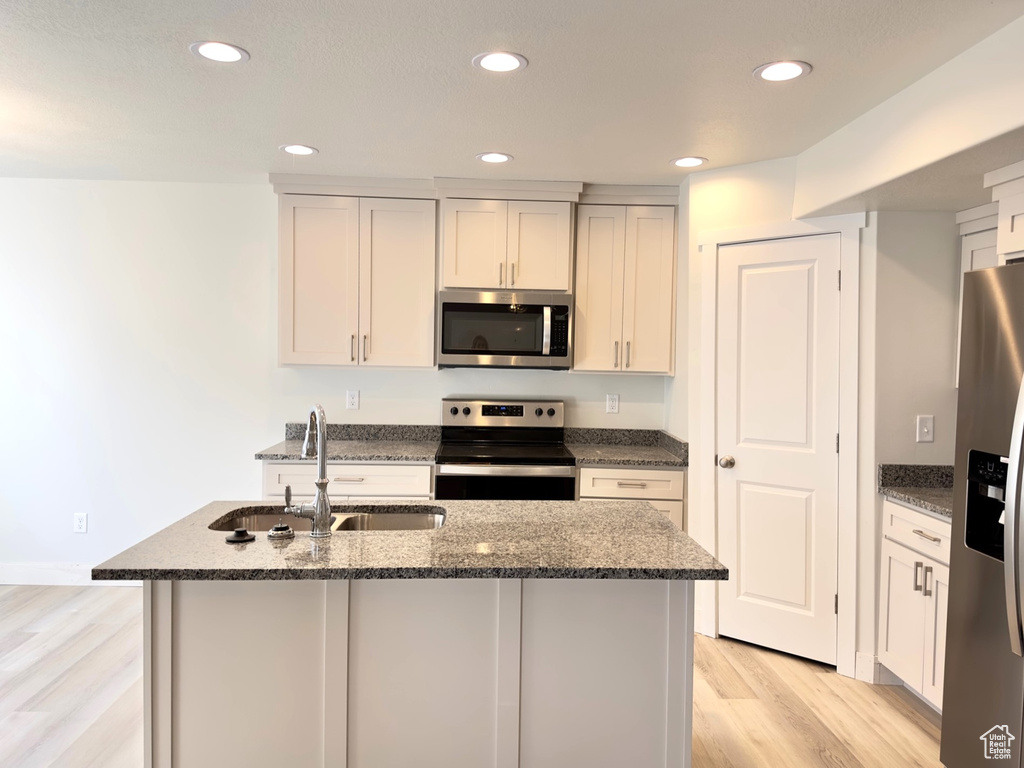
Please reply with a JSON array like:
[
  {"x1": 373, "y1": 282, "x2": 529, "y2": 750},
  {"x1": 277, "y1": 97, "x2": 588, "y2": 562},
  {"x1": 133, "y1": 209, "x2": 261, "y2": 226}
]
[
  {"x1": 346, "y1": 390, "x2": 359, "y2": 410},
  {"x1": 916, "y1": 415, "x2": 934, "y2": 443},
  {"x1": 606, "y1": 394, "x2": 619, "y2": 414}
]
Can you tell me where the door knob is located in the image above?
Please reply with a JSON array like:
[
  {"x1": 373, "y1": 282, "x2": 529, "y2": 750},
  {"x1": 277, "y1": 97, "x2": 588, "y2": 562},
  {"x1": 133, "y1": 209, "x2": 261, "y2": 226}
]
[{"x1": 718, "y1": 455, "x2": 736, "y2": 469}]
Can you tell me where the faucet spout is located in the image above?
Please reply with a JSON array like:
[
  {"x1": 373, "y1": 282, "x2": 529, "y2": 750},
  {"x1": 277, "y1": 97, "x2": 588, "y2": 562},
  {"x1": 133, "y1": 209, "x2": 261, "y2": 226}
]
[{"x1": 285, "y1": 404, "x2": 332, "y2": 538}]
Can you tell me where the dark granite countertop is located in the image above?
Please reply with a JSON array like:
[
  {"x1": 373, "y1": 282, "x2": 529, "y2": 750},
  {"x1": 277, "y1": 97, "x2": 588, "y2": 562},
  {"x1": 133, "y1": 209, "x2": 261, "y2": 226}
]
[
  {"x1": 92, "y1": 499, "x2": 727, "y2": 582},
  {"x1": 255, "y1": 439, "x2": 437, "y2": 463},
  {"x1": 568, "y1": 444, "x2": 685, "y2": 468},
  {"x1": 880, "y1": 487, "x2": 954, "y2": 519}
]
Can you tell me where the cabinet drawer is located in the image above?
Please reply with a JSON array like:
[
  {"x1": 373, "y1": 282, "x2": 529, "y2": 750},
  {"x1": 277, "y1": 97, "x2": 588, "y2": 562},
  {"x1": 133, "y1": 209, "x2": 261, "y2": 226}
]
[
  {"x1": 882, "y1": 499, "x2": 951, "y2": 566},
  {"x1": 579, "y1": 468, "x2": 683, "y2": 501},
  {"x1": 647, "y1": 499, "x2": 684, "y2": 531},
  {"x1": 264, "y1": 463, "x2": 432, "y2": 498}
]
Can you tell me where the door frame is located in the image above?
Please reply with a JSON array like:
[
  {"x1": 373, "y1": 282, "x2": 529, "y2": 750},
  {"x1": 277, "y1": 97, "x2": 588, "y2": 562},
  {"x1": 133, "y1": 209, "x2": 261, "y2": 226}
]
[{"x1": 694, "y1": 213, "x2": 865, "y2": 678}]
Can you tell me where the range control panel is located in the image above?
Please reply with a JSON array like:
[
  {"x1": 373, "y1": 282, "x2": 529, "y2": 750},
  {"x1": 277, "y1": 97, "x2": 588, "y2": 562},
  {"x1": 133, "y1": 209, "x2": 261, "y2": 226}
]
[{"x1": 442, "y1": 399, "x2": 564, "y2": 428}]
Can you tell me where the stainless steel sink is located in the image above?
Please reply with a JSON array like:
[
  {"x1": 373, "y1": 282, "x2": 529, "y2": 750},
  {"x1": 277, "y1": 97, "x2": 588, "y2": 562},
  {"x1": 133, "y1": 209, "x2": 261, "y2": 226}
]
[
  {"x1": 208, "y1": 510, "x2": 334, "y2": 532},
  {"x1": 332, "y1": 509, "x2": 446, "y2": 531},
  {"x1": 209, "y1": 505, "x2": 446, "y2": 533}
]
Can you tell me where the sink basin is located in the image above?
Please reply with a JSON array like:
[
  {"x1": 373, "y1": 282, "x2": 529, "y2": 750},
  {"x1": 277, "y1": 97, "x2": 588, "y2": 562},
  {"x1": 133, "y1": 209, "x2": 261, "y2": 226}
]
[
  {"x1": 209, "y1": 505, "x2": 446, "y2": 533},
  {"x1": 208, "y1": 510, "x2": 334, "y2": 532},
  {"x1": 332, "y1": 508, "x2": 446, "y2": 531}
]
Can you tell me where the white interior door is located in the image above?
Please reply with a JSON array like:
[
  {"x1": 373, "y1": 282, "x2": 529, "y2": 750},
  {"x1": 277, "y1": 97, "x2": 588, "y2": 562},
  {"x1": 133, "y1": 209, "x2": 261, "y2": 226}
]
[{"x1": 716, "y1": 233, "x2": 840, "y2": 664}]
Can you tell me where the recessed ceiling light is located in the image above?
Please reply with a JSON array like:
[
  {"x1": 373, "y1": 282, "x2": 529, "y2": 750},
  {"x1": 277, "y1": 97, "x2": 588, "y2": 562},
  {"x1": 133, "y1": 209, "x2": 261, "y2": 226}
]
[
  {"x1": 753, "y1": 60, "x2": 812, "y2": 82},
  {"x1": 280, "y1": 144, "x2": 318, "y2": 156},
  {"x1": 189, "y1": 41, "x2": 250, "y2": 63},
  {"x1": 477, "y1": 152, "x2": 513, "y2": 163},
  {"x1": 472, "y1": 52, "x2": 528, "y2": 73},
  {"x1": 672, "y1": 157, "x2": 707, "y2": 168}
]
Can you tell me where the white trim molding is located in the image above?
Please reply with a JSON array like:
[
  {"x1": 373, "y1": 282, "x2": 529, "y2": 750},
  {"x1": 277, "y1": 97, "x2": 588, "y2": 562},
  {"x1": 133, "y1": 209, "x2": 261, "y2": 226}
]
[{"x1": 694, "y1": 212, "x2": 864, "y2": 679}]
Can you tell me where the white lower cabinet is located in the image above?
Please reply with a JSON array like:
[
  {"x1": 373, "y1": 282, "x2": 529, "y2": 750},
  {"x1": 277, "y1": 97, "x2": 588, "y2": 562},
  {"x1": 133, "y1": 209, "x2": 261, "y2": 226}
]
[
  {"x1": 579, "y1": 467, "x2": 686, "y2": 530},
  {"x1": 262, "y1": 462, "x2": 432, "y2": 501},
  {"x1": 877, "y1": 499, "x2": 950, "y2": 710}
]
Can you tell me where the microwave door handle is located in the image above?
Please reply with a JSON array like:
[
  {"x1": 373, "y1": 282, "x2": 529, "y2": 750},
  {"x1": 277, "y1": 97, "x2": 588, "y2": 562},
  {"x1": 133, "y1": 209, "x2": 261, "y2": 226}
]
[
  {"x1": 1005, "y1": 370, "x2": 1024, "y2": 656},
  {"x1": 542, "y1": 306, "x2": 551, "y2": 355}
]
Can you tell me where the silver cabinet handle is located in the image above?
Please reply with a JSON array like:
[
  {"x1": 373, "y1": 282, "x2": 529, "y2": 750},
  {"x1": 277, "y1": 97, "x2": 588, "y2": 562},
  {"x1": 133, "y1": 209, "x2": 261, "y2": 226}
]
[
  {"x1": 626, "y1": 340, "x2": 631, "y2": 368},
  {"x1": 511, "y1": 263, "x2": 516, "y2": 286},
  {"x1": 362, "y1": 335, "x2": 368, "y2": 362},
  {"x1": 614, "y1": 340, "x2": 619, "y2": 368},
  {"x1": 914, "y1": 561, "x2": 923, "y2": 591},
  {"x1": 333, "y1": 477, "x2": 365, "y2": 483},
  {"x1": 923, "y1": 565, "x2": 934, "y2": 597},
  {"x1": 350, "y1": 335, "x2": 355, "y2": 362},
  {"x1": 718, "y1": 455, "x2": 735, "y2": 469},
  {"x1": 1006, "y1": 369, "x2": 1024, "y2": 655},
  {"x1": 912, "y1": 529, "x2": 942, "y2": 543},
  {"x1": 498, "y1": 262, "x2": 504, "y2": 286},
  {"x1": 542, "y1": 306, "x2": 551, "y2": 355},
  {"x1": 617, "y1": 481, "x2": 648, "y2": 488}
]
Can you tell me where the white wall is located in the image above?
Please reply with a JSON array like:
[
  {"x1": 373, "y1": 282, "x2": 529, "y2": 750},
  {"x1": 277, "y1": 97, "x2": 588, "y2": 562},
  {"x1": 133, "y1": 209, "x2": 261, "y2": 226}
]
[
  {"x1": 0, "y1": 178, "x2": 666, "y2": 579},
  {"x1": 874, "y1": 211, "x2": 960, "y2": 464}
]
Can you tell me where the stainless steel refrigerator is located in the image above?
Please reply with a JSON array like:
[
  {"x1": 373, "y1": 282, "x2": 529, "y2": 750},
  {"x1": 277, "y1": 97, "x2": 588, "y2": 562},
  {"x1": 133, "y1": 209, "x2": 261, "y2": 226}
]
[{"x1": 943, "y1": 263, "x2": 1024, "y2": 766}]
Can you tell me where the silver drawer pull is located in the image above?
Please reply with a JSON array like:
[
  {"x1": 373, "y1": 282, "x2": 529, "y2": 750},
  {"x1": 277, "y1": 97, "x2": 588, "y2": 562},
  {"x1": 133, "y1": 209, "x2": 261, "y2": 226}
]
[
  {"x1": 333, "y1": 477, "x2": 366, "y2": 483},
  {"x1": 914, "y1": 561, "x2": 923, "y2": 591},
  {"x1": 912, "y1": 529, "x2": 942, "y2": 543},
  {"x1": 617, "y1": 481, "x2": 648, "y2": 488}
]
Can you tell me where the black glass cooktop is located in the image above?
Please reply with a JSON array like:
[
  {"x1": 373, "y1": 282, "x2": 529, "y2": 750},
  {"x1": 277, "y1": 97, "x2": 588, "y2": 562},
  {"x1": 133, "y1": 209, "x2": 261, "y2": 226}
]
[{"x1": 435, "y1": 442, "x2": 576, "y2": 466}]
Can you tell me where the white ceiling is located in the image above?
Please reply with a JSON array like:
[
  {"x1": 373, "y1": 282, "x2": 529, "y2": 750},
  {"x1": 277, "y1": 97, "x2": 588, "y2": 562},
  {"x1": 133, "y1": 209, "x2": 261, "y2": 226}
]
[{"x1": 1, "y1": 0, "x2": 1023, "y2": 190}]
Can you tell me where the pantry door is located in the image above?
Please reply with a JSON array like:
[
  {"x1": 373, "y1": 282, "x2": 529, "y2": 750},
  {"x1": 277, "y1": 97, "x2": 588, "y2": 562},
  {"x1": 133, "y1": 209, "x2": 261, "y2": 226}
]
[{"x1": 716, "y1": 233, "x2": 840, "y2": 664}]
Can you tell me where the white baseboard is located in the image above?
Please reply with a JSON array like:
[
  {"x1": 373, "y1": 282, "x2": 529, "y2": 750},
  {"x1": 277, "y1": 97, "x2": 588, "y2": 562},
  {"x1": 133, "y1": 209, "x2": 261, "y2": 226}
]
[
  {"x1": 0, "y1": 562, "x2": 140, "y2": 587},
  {"x1": 855, "y1": 652, "x2": 903, "y2": 685}
]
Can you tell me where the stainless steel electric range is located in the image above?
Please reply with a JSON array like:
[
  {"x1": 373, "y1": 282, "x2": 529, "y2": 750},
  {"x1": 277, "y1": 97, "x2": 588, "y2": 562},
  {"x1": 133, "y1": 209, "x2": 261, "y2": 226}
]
[{"x1": 434, "y1": 399, "x2": 576, "y2": 501}]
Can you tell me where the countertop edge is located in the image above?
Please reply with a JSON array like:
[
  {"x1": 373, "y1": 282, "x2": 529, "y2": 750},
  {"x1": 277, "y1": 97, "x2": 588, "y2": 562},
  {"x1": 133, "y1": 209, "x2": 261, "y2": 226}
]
[
  {"x1": 91, "y1": 566, "x2": 727, "y2": 582},
  {"x1": 879, "y1": 487, "x2": 953, "y2": 519}
]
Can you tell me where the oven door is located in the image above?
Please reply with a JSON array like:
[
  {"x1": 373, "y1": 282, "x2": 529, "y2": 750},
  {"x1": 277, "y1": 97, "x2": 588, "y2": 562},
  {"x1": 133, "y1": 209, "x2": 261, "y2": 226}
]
[
  {"x1": 435, "y1": 464, "x2": 576, "y2": 500},
  {"x1": 437, "y1": 290, "x2": 571, "y2": 369}
]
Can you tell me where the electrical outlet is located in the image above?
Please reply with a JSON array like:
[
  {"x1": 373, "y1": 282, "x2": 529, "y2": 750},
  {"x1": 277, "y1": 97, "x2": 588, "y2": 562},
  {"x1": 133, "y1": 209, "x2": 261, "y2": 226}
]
[
  {"x1": 606, "y1": 394, "x2": 619, "y2": 414},
  {"x1": 346, "y1": 390, "x2": 359, "y2": 410},
  {"x1": 74, "y1": 513, "x2": 88, "y2": 533},
  {"x1": 916, "y1": 415, "x2": 934, "y2": 443}
]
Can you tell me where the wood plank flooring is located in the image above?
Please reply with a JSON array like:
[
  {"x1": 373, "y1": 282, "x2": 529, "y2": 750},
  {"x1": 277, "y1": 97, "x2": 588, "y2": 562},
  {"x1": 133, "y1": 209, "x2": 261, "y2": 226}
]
[
  {"x1": 0, "y1": 586, "x2": 942, "y2": 767},
  {"x1": 0, "y1": 585, "x2": 142, "y2": 768}
]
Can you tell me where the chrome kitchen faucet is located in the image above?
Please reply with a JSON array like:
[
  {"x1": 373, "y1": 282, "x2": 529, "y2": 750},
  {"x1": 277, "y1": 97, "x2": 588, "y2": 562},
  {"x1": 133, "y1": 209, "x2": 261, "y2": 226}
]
[{"x1": 283, "y1": 404, "x2": 332, "y2": 538}]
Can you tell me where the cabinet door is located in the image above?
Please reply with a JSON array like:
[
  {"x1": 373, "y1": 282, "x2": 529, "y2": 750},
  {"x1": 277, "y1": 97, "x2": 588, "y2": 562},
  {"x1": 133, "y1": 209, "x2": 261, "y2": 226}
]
[
  {"x1": 955, "y1": 228, "x2": 998, "y2": 385},
  {"x1": 507, "y1": 201, "x2": 572, "y2": 291},
  {"x1": 441, "y1": 199, "x2": 508, "y2": 288},
  {"x1": 877, "y1": 538, "x2": 926, "y2": 691},
  {"x1": 646, "y1": 499, "x2": 684, "y2": 531},
  {"x1": 997, "y1": 191, "x2": 1024, "y2": 260},
  {"x1": 359, "y1": 198, "x2": 436, "y2": 367},
  {"x1": 621, "y1": 206, "x2": 675, "y2": 373},
  {"x1": 574, "y1": 205, "x2": 626, "y2": 371},
  {"x1": 922, "y1": 559, "x2": 949, "y2": 710},
  {"x1": 279, "y1": 195, "x2": 359, "y2": 365}
]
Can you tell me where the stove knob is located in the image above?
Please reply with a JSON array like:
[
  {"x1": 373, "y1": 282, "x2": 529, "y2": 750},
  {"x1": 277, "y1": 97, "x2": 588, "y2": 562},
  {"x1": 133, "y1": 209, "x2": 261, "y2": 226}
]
[
  {"x1": 462, "y1": 407, "x2": 471, "y2": 416},
  {"x1": 547, "y1": 408, "x2": 556, "y2": 417},
  {"x1": 449, "y1": 406, "x2": 459, "y2": 416},
  {"x1": 535, "y1": 407, "x2": 544, "y2": 417}
]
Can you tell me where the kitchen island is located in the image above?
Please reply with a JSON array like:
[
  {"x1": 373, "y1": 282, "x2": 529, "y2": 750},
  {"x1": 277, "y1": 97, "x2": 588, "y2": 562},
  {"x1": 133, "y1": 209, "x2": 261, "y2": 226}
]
[{"x1": 94, "y1": 499, "x2": 726, "y2": 768}]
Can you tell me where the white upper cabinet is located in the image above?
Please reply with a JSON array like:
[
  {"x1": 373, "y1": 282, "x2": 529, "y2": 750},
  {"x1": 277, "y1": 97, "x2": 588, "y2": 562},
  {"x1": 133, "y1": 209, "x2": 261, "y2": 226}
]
[
  {"x1": 358, "y1": 198, "x2": 437, "y2": 367},
  {"x1": 279, "y1": 195, "x2": 360, "y2": 365},
  {"x1": 984, "y1": 159, "x2": 1024, "y2": 262},
  {"x1": 442, "y1": 199, "x2": 571, "y2": 290},
  {"x1": 574, "y1": 205, "x2": 675, "y2": 373},
  {"x1": 506, "y1": 201, "x2": 572, "y2": 291},
  {"x1": 280, "y1": 194, "x2": 436, "y2": 367}
]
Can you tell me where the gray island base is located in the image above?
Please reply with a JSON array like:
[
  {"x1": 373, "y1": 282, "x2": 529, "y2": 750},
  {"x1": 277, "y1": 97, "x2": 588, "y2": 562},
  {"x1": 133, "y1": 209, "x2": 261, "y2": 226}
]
[{"x1": 94, "y1": 499, "x2": 727, "y2": 768}]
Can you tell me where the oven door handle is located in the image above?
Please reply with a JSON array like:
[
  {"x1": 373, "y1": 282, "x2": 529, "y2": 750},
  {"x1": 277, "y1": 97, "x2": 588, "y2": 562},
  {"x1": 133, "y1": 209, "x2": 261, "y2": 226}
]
[
  {"x1": 542, "y1": 306, "x2": 552, "y2": 355},
  {"x1": 436, "y1": 464, "x2": 575, "y2": 477}
]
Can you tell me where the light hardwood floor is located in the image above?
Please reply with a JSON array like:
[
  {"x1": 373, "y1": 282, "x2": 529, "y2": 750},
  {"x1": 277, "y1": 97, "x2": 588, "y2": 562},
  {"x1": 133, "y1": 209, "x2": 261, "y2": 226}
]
[{"x1": 0, "y1": 586, "x2": 942, "y2": 767}]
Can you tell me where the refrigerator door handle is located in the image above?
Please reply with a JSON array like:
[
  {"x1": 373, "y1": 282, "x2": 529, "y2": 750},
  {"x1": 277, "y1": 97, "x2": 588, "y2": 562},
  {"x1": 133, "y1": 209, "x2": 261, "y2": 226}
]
[{"x1": 1004, "y1": 371, "x2": 1024, "y2": 657}]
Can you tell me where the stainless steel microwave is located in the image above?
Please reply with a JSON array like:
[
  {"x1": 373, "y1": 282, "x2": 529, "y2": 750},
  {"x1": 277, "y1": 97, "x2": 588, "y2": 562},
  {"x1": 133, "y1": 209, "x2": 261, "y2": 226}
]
[{"x1": 437, "y1": 290, "x2": 572, "y2": 369}]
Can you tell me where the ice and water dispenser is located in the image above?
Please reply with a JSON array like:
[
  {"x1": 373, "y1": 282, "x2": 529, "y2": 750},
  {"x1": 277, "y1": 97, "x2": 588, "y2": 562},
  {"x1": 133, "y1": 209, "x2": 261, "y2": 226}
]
[{"x1": 965, "y1": 449, "x2": 1009, "y2": 560}]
